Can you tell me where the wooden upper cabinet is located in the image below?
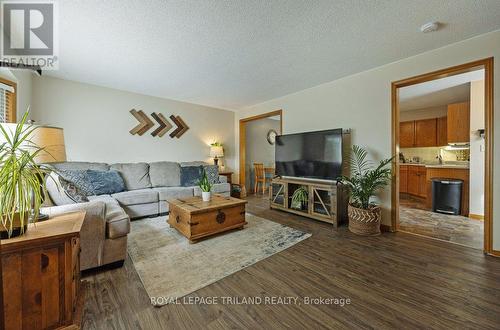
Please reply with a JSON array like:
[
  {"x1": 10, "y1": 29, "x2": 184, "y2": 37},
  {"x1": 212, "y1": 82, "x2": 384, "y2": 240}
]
[
  {"x1": 400, "y1": 121, "x2": 415, "y2": 148},
  {"x1": 415, "y1": 118, "x2": 437, "y2": 147},
  {"x1": 447, "y1": 102, "x2": 470, "y2": 143},
  {"x1": 437, "y1": 116, "x2": 448, "y2": 146}
]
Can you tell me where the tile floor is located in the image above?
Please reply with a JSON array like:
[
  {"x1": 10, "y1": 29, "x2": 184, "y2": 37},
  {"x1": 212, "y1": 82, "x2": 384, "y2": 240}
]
[{"x1": 399, "y1": 194, "x2": 484, "y2": 249}]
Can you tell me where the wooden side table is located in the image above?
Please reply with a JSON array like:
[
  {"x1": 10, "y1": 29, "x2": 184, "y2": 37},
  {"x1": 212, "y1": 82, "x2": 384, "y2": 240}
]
[
  {"x1": 219, "y1": 171, "x2": 233, "y2": 184},
  {"x1": 1, "y1": 211, "x2": 86, "y2": 329}
]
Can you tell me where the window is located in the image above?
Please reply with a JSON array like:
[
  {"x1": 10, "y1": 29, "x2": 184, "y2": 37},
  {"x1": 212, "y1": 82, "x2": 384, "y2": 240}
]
[{"x1": 0, "y1": 78, "x2": 16, "y2": 123}]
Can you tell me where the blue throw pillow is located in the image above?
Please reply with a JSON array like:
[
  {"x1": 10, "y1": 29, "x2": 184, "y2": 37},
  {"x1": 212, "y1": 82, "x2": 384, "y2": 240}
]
[
  {"x1": 85, "y1": 170, "x2": 125, "y2": 195},
  {"x1": 180, "y1": 166, "x2": 203, "y2": 187}
]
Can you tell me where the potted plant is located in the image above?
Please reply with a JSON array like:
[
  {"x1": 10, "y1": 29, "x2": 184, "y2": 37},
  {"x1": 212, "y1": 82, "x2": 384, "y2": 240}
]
[
  {"x1": 339, "y1": 145, "x2": 393, "y2": 236},
  {"x1": 0, "y1": 111, "x2": 48, "y2": 238},
  {"x1": 291, "y1": 186, "x2": 308, "y2": 210},
  {"x1": 198, "y1": 169, "x2": 213, "y2": 202}
]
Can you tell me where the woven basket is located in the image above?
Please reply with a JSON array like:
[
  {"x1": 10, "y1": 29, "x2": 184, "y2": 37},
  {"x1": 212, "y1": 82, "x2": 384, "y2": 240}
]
[{"x1": 348, "y1": 204, "x2": 381, "y2": 236}]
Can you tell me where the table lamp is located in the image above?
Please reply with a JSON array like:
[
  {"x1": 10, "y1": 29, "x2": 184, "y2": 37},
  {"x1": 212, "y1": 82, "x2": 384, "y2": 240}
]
[{"x1": 210, "y1": 145, "x2": 224, "y2": 166}]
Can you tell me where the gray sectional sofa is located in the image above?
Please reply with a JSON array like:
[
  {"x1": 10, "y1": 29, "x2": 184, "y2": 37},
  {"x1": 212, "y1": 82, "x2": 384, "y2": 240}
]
[{"x1": 41, "y1": 161, "x2": 230, "y2": 271}]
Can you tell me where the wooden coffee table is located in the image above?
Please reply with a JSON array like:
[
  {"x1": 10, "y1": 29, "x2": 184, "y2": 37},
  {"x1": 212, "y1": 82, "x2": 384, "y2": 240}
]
[{"x1": 167, "y1": 195, "x2": 248, "y2": 243}]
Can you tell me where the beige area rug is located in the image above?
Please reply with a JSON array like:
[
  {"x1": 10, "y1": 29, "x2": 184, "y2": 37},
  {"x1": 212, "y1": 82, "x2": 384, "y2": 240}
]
[{"x1": 128, "y1": 213, "x2": 311, "y2": 306}]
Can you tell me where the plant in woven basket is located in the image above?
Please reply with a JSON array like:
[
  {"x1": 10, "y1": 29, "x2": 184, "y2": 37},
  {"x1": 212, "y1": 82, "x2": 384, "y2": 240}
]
[
  {"x1": 0, "y1": 111, "x2": 50, "y2": 238},
  {"x1": 290, "y1": 186, "x2": 308, "y2": 210},
  {"x1": 339, "y1": 145, "x2": 393, "y2": 236}
]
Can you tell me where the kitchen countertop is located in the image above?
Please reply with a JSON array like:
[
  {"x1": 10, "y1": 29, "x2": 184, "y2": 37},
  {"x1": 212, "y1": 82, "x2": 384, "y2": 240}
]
[{"x1": 400, "y1": 163, "x2": 469, "y2": 169}]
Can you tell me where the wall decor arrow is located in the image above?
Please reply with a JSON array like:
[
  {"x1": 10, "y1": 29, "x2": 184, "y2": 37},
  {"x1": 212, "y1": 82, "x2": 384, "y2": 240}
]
[
  {"x1": 130, "y1": 109, "x2": 154, "y2": 136},
  {"x1": 169, "y1": 115, "x2": 189, "y2": 138},
  {"x1": 151, "y1": 112, "x2": 173, "y2": 137},
  {"x1": 130, "y1": 110, "x2": 189, "y2": 138}
]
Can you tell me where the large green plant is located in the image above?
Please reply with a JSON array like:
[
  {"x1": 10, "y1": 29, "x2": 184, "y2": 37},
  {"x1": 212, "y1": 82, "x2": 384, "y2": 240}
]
[
  {"x1": 198, "y1": 169, "x2": 212, "y2": 192},
  {"x1": 339, "y1": 145, "x2": 393, "y2": 210},
  {"x1": 0, "y1": 111, "x2": 48, "y2": 237}
]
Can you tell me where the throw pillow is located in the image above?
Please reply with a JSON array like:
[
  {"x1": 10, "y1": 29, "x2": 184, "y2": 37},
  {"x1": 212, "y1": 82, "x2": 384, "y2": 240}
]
[
  {"x1": 203, "y1": 165, "x2": 219, "y2": 184},
  {"x1": 180, "y1": 166, "x2": 203, "y2": 187},
  {"x1": 57, "y1": 169, "x2": 95, "y2": 195},
  {"x1": 58, "y1": 176, "x2": 89, "y2": 203},
  {"x1": 85, "y1": 170, "x2": 126, "y2": 195}
]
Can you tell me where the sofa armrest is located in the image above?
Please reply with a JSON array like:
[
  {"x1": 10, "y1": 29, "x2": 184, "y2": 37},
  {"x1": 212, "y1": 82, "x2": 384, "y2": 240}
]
[
  {"x1": 41, "y1": 201, "x2": 107, "y2": 270},
  {"x1": 218, "y1": 175, "x2": 228, "y2": 183}
]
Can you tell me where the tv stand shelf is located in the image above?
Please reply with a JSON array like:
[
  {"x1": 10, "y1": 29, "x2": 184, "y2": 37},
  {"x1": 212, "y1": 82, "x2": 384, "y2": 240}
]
[{"x1": 269, "y1": 177, "x2": 348, "y2": 228}]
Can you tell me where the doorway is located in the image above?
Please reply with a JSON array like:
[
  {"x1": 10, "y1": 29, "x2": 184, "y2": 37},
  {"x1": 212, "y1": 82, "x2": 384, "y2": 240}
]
[
  {"x1": 239, "y1": 110, "x2": 282, "y2": 195},
  {"x1": 391, "y1": 58, "x2": 494, "y2": 254}
]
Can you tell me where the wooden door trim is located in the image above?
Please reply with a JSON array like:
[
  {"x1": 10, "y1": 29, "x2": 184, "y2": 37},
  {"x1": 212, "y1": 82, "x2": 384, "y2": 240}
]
[
  {"x1": 391, "y1": 57, "x2": 495, "y2": 256},
  {"x1": 239, "y1": 109, "x2": 283, "y2": 189}
]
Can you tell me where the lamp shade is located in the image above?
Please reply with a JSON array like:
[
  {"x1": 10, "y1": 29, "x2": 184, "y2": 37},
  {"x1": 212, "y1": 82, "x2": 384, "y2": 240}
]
[
  {"x1": 210, "y1": 145, "x2": 224, "y2": 158},
  {"x1": 0, "y1": 124, "x2": 66, "y2": 163}
]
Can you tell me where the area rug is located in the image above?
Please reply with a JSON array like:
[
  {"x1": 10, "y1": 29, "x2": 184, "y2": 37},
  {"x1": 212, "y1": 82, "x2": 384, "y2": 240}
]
[{"x1": 127, "y1": 213, "x2": 311, "y2": 306}]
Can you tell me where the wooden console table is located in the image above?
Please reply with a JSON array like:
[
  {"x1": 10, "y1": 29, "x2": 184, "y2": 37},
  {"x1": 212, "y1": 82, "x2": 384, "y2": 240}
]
[
  {"x1": 269, "y1": 177, "x2": 348, "y2": 228},
  {"x1": 1, "y1": 211, "x2": 86, "y2": 329}
]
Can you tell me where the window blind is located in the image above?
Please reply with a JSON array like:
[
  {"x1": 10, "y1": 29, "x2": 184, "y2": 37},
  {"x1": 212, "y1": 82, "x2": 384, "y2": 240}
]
[{"x1": 0, "y1": 81, "x2": 15, "y2": 123}]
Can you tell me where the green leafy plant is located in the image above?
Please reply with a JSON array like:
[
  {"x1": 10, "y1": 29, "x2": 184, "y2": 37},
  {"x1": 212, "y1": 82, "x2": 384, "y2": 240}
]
[
  {"x1": 291, "y1": 186, "x2": 308, "y2": 210},
  {"x1": 210, "y1": 141, "x2": 223, "y2": 147},
  {"x1": 0, "y1": 111, "x2": 49, "y2": 238},
  {"x1": 198, "y1": 169, "x2": 212, "y2": 192},
  {"x1": 339, "y1": 145, "x2": 393, "y2": 210}
]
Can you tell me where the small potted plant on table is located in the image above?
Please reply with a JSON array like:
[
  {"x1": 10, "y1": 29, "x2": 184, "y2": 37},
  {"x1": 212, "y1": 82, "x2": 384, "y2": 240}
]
[
  {"x1": 339, "y1": 145, "x2": 393, "y2": 236},
  {"x1": 198, "y1": 169, "x2": 213, "y2": 202}
]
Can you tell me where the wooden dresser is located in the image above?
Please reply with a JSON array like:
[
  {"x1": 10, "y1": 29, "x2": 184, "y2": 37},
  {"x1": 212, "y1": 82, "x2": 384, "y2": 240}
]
[{"x1": 1, "y1": 211, "x2": 85, "y2": 330}]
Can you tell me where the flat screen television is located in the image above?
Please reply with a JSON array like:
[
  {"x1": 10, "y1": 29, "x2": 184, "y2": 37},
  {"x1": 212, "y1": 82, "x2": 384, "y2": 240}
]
[{"x1": 275, "y1": 128, "x2": 343, "y2": 181}]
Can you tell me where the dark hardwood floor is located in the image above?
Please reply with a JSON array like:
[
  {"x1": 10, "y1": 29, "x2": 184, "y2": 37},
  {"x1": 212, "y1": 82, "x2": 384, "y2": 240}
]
[{"x1": 81, "y1": 194, "x2": 500, "y2": 329}]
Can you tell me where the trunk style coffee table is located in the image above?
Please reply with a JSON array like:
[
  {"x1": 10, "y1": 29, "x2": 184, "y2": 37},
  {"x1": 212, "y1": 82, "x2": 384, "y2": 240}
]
[{"x1": 167, "y1": 195, "x2": 248, "y2": 243}]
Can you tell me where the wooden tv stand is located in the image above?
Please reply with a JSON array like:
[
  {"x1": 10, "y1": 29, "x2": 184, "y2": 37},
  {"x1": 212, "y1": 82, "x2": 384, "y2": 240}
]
[{"x1": 269, "y1": 177, "x2": 348, "y2": 228}]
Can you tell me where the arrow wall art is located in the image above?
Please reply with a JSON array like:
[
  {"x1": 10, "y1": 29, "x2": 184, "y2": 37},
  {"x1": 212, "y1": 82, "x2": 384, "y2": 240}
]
[{"x1": 129, "y1": 109, "x2": 189, "y2": 138}]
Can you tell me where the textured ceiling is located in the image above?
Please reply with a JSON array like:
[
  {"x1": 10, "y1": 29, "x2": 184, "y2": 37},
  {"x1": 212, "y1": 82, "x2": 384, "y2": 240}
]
[
  {"x1": 46, "y1": 0, "x2": 500, "y2": 110},
  {"x1": 399, "y1": 70, "x2": 484, "y2": 111}
]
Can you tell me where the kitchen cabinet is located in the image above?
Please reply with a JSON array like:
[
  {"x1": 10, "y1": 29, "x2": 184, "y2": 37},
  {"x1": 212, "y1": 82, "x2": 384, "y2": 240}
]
[
  {"x1": 417, "y1": 166, "x2": 427, "y2": 198},
  {"x1": 405, "y1": 165, "x2": 427, "y2": 199},
  {"x1": 437, "y1": 116, "x2": 448, "y2": 146},
  {"x1": 400, "y1": 118, "x2": 441, "y2": 148},
  {"x1": 400, "y1": 121, "x2": 415, "y2": 148},
  {"x1": 399, "y1": 165, "x2": 408, "y2": 193},
  {"x1": 407, "y1": 166, "x2": 420, "y2": 196},
  {"x1": 415, "y1": 118, "x2": 437, "y2": 147},
  {"x1": 447, "y1": 102, "x2": 470, "y2": 144}
]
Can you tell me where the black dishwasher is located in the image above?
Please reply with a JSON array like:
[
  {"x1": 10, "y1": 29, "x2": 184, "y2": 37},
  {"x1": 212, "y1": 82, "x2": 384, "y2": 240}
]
[{"x1": 431, "y1": 178, "x2": 463, "y2": 215}]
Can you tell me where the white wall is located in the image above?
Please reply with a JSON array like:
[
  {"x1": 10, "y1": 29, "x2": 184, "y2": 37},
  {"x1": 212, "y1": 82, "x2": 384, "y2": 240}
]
[
  {"x1": 236, "y1": 30, "x2": 500, "y2": 250},
  {"x1": 31, "y1": 76, "x2": 236, "y2": 168},
  {"x1": 245, "y1": 118, "x2": 280, "y2": 192},
  {"x1": 400, "y1": 105, "x2": 448, "y2": 122},
  {"x1": 470, "y1": 79, "x2": 485, "y2": 216}
]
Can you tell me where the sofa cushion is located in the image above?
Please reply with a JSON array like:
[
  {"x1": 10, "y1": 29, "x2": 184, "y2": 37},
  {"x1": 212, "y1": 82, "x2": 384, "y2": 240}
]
[
  {"x1": 58, "y1": 175, "x2": 89, "y2": 203},
  {"x1": 204, "y1": 164, "x2": 219, "y2": 184},
  {"x1": 153, "y1": 187, "x2": 194, "y2": 201},
  {"x1": 180, "y1": 166, "x2": 202, "y2": 187},
  {"x1": 149, "y1": 162, "x2": 181, "y2": 187},
  {"x1": 49, "y1": 161, "x2": 110, "y2": 171},
  {"x1": 111, "y1": 189, "x2": 159, "y2": 206},
  {"x1": 57, "y1": 169, "x2": 95, "y2": 195},
  {"x1": 45, "y1": 171, "x2": 80, "y2": 205},
  {"x1": 193, "y1": 183, "x2": 231, "y2": 196},
  {"x1": 110, "y1": 163, "x2": 152, "y2": 190},
  {"x1": 87, "y1": 195, "x2": 130, "y2": 239},
  {"x1": 86, "y1": 170, "x2": 125, "y2": 195}
]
